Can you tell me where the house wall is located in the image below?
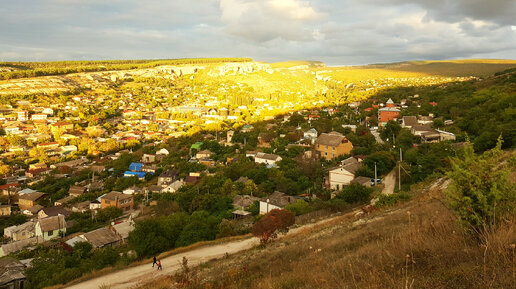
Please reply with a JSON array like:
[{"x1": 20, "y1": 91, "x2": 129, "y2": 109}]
[
  {"x1": 316, "y1": 141, "x2": 353, "y2": 159},
  {"x1": 329, "y1": 170, "x2": 354, "y2": 190},
  {"x1": 379, "y1": 111, "x2": 400, "y2": 122},
  {"x1": 255, "y1": 157, "x2": 280, "y2": 165},
  {"x1": 18, "y1": 199, "x2": 34, "y2": 210},
  {"x1": 259, "y1": 201, "x2": 281, "y2": 215},
  {"x1": 35, "y1": 224, "x2": 65, "y2": 241}
]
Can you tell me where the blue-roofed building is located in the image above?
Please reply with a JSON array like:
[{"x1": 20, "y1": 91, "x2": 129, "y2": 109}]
[
  {"x1": 129, "y1": 162, "x2": 143, "y2": 172},
  {"x1": 124, "y1": 171, "x2": 146, "y2": 179}
]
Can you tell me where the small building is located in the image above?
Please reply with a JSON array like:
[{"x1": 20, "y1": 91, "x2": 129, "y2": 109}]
[
  {"x1": 111, "y1": 220, "x2": 135, "y2": 242},
  {"x1": 195, "y1": 150, "x2": 213, "y2": 159},
  {"x1": 233, "y1": 195, "x2": 259, "y2": 210},
  {"x1": 37, "y1": 206, "x2": 71, "y2": 219},
  {"x1": 141, "y1": 154, "x2": 156, "y2": 164},
  {"x1": 259, "y1": 191, "x2": 297, "y2": 215},
  {"x1": 328, "y1": 159, "x2": 361, "y2": 190},
  {"x1": 401, "y1": 116, "x2": 418, "y2": 128},
  {"x1": 303, "y1": 128, "x2": 318, "y2": 144},
  {"x1": 0, "y1": 257, "x2": 27, "y2": 289},
  {"x1": 410, "y1": 125, "x2": 433, "y2": 136},
  {"x1": 4, "y1": 222, "x2": 35, "y2": 241},
  {"x1": 82, "y1": 227, "x2": 120, "y2": 248},
  {"x1": 100, "y1": 191, "x2": 133, "y2": 211},
  {"x1": 162, "y1": 180, "x2": 185, "y2": 193},
  {"x1": 0, "y1": 205, "x2": 11, "y2": 216},
  {"x1": 68, "y1": 186, "x2": 87, "y2": 198},
  {"x1": 35, "y1": 215, "x2": 66, "y2": 241},
  {"x1": 18, "y1": 192, "x2": 47, "y2": 210},
  {"x1": 157, "y1": 170, "x2": 178, "y2": 186},
  {"x1": 128, "y1": 162, "x2": 143, "y2": 172},
  {"x1": 315, "y1": 132, "x2": 353, "y2": 159},
  {"x1": 254, "y1": 152, "x2": 282, "y2": 167},
  {"x1": 123, "y1": 171, "x2": 146, "y2": 179}
]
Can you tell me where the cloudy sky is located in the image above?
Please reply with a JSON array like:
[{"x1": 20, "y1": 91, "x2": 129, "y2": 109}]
[{"x1": 1, "y1": 0, "x2": 515, "y2": 65}]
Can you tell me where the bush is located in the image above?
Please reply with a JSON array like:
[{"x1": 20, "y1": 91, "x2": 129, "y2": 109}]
[
  {"x1": 336, "y1": 183, "x2": 373, "y2": 204},
  {"x1": 96, "y1": 206, "x2": 123, "y2": 223},
  {"x1": 445, "y1": 139, "x2": 515, "y2": 235},
  {"x1": 252, "y1": 209, "x2": 295, "y2": 244},
  {"x1": 285, "y1": 199, "x2": 314, "y2": 216},
  {"x1": 375, "y1": 193, "x2": 411, "y2": 207}
]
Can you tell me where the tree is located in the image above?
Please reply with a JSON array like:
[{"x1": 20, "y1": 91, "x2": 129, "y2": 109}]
[
  {"x1": 380, "y1": 120, "x2": 401, "y2": 142},
  {"x1": 129, "y1": 218, "x2": 169, "y2": 257},
  {"x1": 285, "y1": 199, "x2": 313, "y2": 216},
  {"x1": 252, "y1": 209, "x2": 295, "y2": 244},
  {"x1": 336, "y1": 183, "x2": 373, "y2": 204},
  {"x1": 446, "y1": 138, "x2": 515, "y2": 236}
]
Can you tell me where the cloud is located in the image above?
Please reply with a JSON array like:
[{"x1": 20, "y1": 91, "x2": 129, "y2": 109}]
[
  {"x1": 0, "y1": 0, "x2": 514, "y2": 64},
  {"x1": 219, "y1": 0, "x2": 323, "y2": 42}
]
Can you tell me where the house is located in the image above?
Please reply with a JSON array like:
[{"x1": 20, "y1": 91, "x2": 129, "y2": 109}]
[
  {"x1": 68, "y1": 186, "x2": 87, "y2": 198},
  {"x1": 0, "y1": 257, "x2": 27, "y2": 289},
  {"x1": 141, "y1": 165, "x2": 157, "y2": 174},
  {"x1": 315, "y1": 131, "x2": 353, "y2": 159},
  {"x1": 195, "y1": 150, "x2": 213, "y2": 159},
  {"x1": 128, "y1": 162, "x2": 143, "y2": 172},
  {"x1": 4, "y1": 222, "x2": 35, "y2": 241},
  {"x1": 185, "y1": 173, "x2": 201, "y2": 185},
  {"x1": 89, "y1": 200, "x2": 101, "y2": 210},
  {"x1": 49, "y1": 122, "x2": 73, "y2": 133},
  {"x1": 199, "y1": 158, "x2": 216, "y2": 167},
  {"x1": 259, "y1": 191, "x2": 297, "y2": 215},
  {"x1": 254, "y1": 152, "x2": 282, "y2": 166},
  {"x1": 147, "y1": 185, "x2": 163, "y2": 194},
  {"x1": 420, "y1": 130, "x2": 441, "y2": 143},
  {"x1": 71, "y1": 201, "x2": 91, "y2": 213},
  {"x1": 123, "y1": 171, "x2": 146, "y2": 179},
  {"x1": 303, "y1": 128, "x2": 318, "y2": 144},
  {"x1": 37, "y1": 206, "x2": 71, "y2": 219},
  {"x1": 18, "y1": 192, "x2": 47, "y2": 210},
  {"x1": 111, "y1": 220, "x2": 135, "y2": 242},
  {"x1": 0, "y1": 238, "x2": 38, "y2": 257},
  {"x1": 141, "y1": 154, "x2": 156, "y2": 164},
  {"x1": 90, "y1": 165, "x2": 106, "y2": 173},
  {"x1": 410, "y1": 125, "x2": 433, "y2": 136},
  {"x1": 162, "y1": 180, "x2": 185, "y2": 193},
  {"x1": 401, "y1": 116, "x2": 418, "y2": 128},
  {"x1": 82, "y1": 227, "x2": 120, "y2": 248},
  {"x1": 328, "y1": 159, "x2": 361, "y2": 190},
  {"x1": 122, "y1": 186, "x2": 145, "y2": 195},
  {"x1": 35, "y1": 215, "x2": 66, "y2": 241},
  {"x1": 100, "y1": 191, "x2": 133, "y2": 211},
  {"x1": 436, "y1": 130, "x2": 456, "y2": 141},
  {"x1": 22, "y1": 205, "x2": 44, "y2": 216},
  {"x1": 25, "y1": 168, "x2": 50, "y2": 178},
  {"x1": 233, "y1": 195, "x2": 259, "y2": 210},
  {"x1": 156, "y1": 148, "x2": 169, "y2": 155},
  {"x1": 378, "y1": 107, "x2": 401, "y2": 125},
  {"x1": 0, "y1": 205, "x2": 11, "y2": 216},
  {"x1": 417, "y1": 115, "x2": 434, "y2": 125},
  {"x1": 241, "y1": 124, "x2": 254, "y2": 133},
  {"x1": 157, "y1": 169, "x2": 178, "y2": 186}
]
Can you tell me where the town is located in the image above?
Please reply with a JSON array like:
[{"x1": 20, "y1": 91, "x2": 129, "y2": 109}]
[{"x1": 0, "y1": 60, "x2": 513, "y2": 288}]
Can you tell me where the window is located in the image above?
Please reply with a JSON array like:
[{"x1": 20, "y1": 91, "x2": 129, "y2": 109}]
[
  {"x1": 332, "y1": 146, "x2": 335, "y2": 151},
  {"x1": 325, "y1": 152, "x2": 327, "y2": 156},
  {"x1": 105, "y1": 200, "x2": 110, "y2": 204},
  {"x1": 48, "y1": 230, "x2": 53, "y2": 236}
]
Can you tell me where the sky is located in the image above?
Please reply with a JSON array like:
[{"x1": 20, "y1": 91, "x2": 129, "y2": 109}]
[{"x1": 0, "y1": 0, "x2": 515, "y2": 65}]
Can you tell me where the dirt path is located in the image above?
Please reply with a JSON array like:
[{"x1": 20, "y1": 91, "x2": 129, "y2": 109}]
[
  {"x1": 381, "y1": 169, "x2": 396, "y2": 195},
  {"x1": 66, "y1": 215, "x2": 343, "y2": 289}
]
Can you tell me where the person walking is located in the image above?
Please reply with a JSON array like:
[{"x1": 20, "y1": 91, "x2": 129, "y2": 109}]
[
  {"x1": 152, "y1": 256, "x2": 157, "y2": 267},
  {"x1": 157, "y1": 260, "x2": 162, "y2": 271}
]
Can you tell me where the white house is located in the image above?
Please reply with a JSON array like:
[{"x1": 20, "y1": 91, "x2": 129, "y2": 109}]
[
  {"x1": 35, "y1": 215, "x2": 66, "y2": 241},
  {"x1": 162, "y1": 180, "x2": 185, "y2": 193},
  {"x1": 254, "y1": 152, "x2": 282, "y2": 166},
  {"x1": 259, "y1": 191, "x2": 297, "y2": 215},
  {"x1": 304, "y1": 128, "x2": 318, "y2": 144},
  {"x1": 328, "y1": 160, "x2": 361, "y2": 190}
]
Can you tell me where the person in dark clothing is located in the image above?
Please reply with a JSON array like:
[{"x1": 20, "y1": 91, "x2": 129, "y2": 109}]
[{"x1": 152, "y1": 256, "x2": 157, "y2": 267}]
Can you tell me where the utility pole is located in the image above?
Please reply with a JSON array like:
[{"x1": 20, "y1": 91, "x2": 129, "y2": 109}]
[
  {"x1": 374, "y1": 162, "x2": 377, "y2": 186},
  {"x1": 398, "y1": 147, "x2": 402, "y2": 191}
]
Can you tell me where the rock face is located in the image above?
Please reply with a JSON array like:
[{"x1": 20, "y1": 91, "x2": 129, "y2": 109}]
[{"x1": 208, "y1": 62, "x2": 273, "y2": 76}]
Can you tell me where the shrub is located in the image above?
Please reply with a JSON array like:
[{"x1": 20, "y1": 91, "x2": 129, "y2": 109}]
[
  {"x1": 375, "y1": 193, "x2": 411, "y2": 207},
  {"x1": 285, "y1": 199, "x2": 314, "y2": 216},
  {"x1": 252, "y1": 209, "x2": 295, "y2": 244},
  {"x1": 445, "y1": 138, "x2": 515, "y2": 235},
  {"x1": 336, "y1": 183, "x2": 373, "y2": 204}
]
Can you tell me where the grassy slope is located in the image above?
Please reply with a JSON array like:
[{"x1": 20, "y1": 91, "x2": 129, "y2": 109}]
[{"x1": 137, "y1": 169, "x2": 516, "y2": 289}]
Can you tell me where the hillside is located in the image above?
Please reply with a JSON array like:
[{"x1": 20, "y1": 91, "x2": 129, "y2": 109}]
[{"x1": 134, "y1": 164, "x2": 516, "y2": 289}]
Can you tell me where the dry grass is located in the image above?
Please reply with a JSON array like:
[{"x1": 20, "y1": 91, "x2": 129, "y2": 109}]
[{"x1": 136, "y1": 189, "x2": 516, "y2": 289}]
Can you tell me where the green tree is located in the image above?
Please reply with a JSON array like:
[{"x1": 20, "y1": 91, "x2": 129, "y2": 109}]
[{"x1": 446, "y1": 138, "x2": 515, "y2": 235}]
